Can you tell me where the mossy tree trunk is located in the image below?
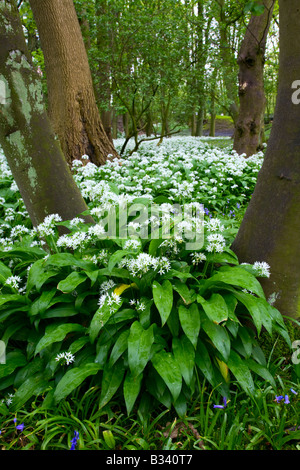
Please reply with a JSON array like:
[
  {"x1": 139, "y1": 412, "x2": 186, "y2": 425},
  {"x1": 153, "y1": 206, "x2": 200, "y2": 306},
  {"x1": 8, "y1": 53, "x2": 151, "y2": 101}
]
[
  {"x1": 0, "y1": 0, "x2": 94, "y2": 227},
  {"x1": 233, "y1": 0, "x2": 275, "y2": 157},
  {"x1": 29, "y1": 0, "x2": 119, "y2": 167},
  {"x1": 231, "y1": 0, "x2": 300, "y2": 321}
]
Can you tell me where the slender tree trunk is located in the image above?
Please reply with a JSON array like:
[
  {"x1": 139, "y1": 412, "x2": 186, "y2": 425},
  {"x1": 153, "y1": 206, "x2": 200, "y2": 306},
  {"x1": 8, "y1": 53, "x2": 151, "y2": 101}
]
[
  {"x1": 29, "y1": 0, "x2": 118, "y2": 166},
  {"x1": 233, "y1": 0, "x2": 275, "y2": 157},
  {"x1": 231, "y1": 0, "x2": 300, "y2": 321},
  {"x1": 218, "y1": 24, "x2": 239, "y2": 125},
  {"x1": 0, "y1": 0, "x2": 94, "y2": 227}
]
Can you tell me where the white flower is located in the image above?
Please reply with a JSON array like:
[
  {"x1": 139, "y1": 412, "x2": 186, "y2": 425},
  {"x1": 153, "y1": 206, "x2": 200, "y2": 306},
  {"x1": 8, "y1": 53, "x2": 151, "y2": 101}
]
[
  {"x1": 55, "y1": 351, "x2": 75, "y2": 366},
  {"x1": 190, "y1": 252, "x2": 207, "y2": 265},
  {"x1": 253, "y1": 261, "x2": 271, "y2": 278},
  {"x1": 5, "y1": 275, "x2": 22, "y2": 290},
  {"x1": 99, "y1": 279, "x2": 116, "y2": 294}
]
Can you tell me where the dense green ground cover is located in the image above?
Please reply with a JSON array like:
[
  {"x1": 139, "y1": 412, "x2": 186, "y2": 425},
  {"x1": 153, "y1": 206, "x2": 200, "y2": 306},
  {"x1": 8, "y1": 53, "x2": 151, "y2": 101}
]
[{"x1": 0, "y1": 137, "x2": 299, "y2": 450}]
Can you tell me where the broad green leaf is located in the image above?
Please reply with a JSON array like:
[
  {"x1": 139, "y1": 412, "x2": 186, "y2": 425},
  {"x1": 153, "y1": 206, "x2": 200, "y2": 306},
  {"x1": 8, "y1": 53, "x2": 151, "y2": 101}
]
[
  {"x1": 245, "y1": 358, "x2": 276, "y2": 387},
  {"x1": 28, "y1": 288, "x2": 57, "y2": 316},
  {"x1": 35, "y1": 323, "x2": 84, "y2": 354},
  {"x1": 172, "y1": 279, "x2": 193, "y2": 305},
  {"x1": 151, "y1": 350, "x2": 182, "y2": 402},
  {"x1": 195, "y1": 341, "x2": 216, "y2": 386},
  {"x1": 227, "y1": 350, "x2": 255, "y2": 396},
  {"x1": 0, "y1": 351, "x2": 27, "y2": 379},
  {"x1": 0, "y1": 294, "x2": 28, "y2": 307},
  {"x1": 42, "y1": 304, "x2": 79, "y2": 319},
  {"x1": 152, "y1": 280, "x2": 173, "y2": 326},
  {"x1": 89, "y1": 296, "x2": 123, "y2": 343},
  {"x1": 108, "y1": 250, "x2": 136, "y2": 273},
  {"x1": 109, "y1": 329, "x2": 130, "y2": 367},
  {"x1": 57, "y1": 271, "x2": 87, "y2": 293},
  {"x1": 200, "y1": 266, "x2": 265, "y2": 299},
  {"x1": 45, "y1": 253, "x2": 93, "y2": 270},
  {"x1": 238, "y1": 326, "x2": 254, "y2": 358},
  {"x1": 128, "y1": 322, "x2": 154, "y2": 377},
  {"x1": 123, "y1": 370, "x2": 143, "y2": 415},
  {"x1": 233, "y1": 291, "x2": 269, "y2": 335},
  {"x1": 198, "y1": 293, "x2": 228, "y2": 324},
  {"x1": 172, "y1": 335, "x2": 195, "y2": 386},
  {"x1": 10, "y1": 372, "x2": 50, "y2": 411},
  {"x1": 54, "y1": 363, "x2": 101, "y2": 403},
  {"x1": 178, "y1": 303, "x2": 200, "y2": 348},
  {"x1": 26, "y1": 259, "x2": 57, "y2": 292},
  {"x1": 201, "y1": 314, "x2": 231, "y2": 361},
  {"x1": 0, "y1": 261, "x2": 12, "y2": 284},
  {"x1": 222, "y1": 293, "x2": 239, "y2": 323},
  {"x1": 99, "y1": 360, "x2": 125, "y2": 408}
]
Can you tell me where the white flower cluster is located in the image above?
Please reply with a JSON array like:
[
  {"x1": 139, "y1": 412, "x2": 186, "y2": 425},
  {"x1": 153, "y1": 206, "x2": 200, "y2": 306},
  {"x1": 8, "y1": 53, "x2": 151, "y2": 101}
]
[
  {"x1": 98, "y1": 291, "x2": 122, "y2": 313},
  {"x1": 190, "y1": 252, "x2": 207, "y2": 265},
  {"x1": 253, "y1": 261, "x2": 271, "y2": 278},
  {"x1": 36, "y1": 213, "x2": 62, "y2": 238},
  {"x1": 119, "y1": 253, "x2": 171, "y2": 278},
  {"x1": 55, "y1": 351, "x2": 75, "y2": 365}
]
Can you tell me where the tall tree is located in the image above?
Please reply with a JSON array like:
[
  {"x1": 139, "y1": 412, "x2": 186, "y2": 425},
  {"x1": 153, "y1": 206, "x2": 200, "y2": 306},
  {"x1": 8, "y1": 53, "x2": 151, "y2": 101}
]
[
  {"x1": 233, "y1": 0, "x2": 275, "y2": 157},
  {"x1": 231, "y1": 0, "x2": 300, "y2": 321},
  {"x1": 0, "y1": 0, "x2": 94, "y2": 227},
  {"x1": 29, "y1": 0, "x2": 119, "y2": 166}
]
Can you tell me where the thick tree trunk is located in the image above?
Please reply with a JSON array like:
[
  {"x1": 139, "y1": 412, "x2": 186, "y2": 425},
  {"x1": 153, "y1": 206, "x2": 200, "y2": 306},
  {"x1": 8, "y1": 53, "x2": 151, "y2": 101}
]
[
  {"x1": 231, "y1": 0, "x2": 300, "y2": 321},
  {"x1": 233, "y1": 0, "x2": 275, "y2": 157},
  {"x1": 0, "y1": 0, "x2": 94, "y2": 227},
  {"x1": 29, "y1": 0, "x2": 119, "y2": 166}
]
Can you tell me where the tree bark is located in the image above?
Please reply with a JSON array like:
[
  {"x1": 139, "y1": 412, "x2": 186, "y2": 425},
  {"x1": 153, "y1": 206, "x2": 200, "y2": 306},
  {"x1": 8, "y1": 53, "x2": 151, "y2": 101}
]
[
  {"x1": 231, "y1": 0, "x2": 300, "y2": 321},
  {"x1": 0, "y1": 0, "x2": 94, "y2": 227},
  {"x1": 29, "y1": 0, "x2": 119, "y2": 166},
  {"x1": 233, "y1": 0, "x2": 275, "y2": 157}
]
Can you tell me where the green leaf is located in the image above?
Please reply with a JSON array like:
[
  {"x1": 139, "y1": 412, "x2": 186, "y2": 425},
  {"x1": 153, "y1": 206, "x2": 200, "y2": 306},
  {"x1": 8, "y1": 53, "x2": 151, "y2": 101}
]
[
  {"x1": 128, "y1": 322, "x2": 154, "y2": 377},
  {"x1": 201, "y1": 314, "x2": 231, "y2": 361},
  {"x1": 26, "y1": 259, "x2": 57, "y2": 292},
  {"x1": 245, "y1": 358, "x2": 276, "y2": 387},
  {"x1": 54, "y1": 363, "x2": 101, "y2": 403},
  {"x1": 152, "y1": 280, "x2": 173, "y2": 326},
  {"x1": 178, "y1": 303, "x2": 200, "y2": 348},
  {"x1": 57, "y1": 271, "x2": 87, "y2": 293},
  {"x1": 195, "y1": 341, "x2": 216, "y2": 386},
  {"x1": 0, "y1": 294, "x2": 28, "y2": 307},
  {"x1": 0, "y1": 261, "x2": 12, "y2": 284},
  {"x1": 227, "y1": 350, "x2": 255, "y2": 396},
  {"x1": 233, "y1": 291, "x2": 269, "y2": 335},
  {"x1": 0, "y1": 351, "x2": 27, "y2": 379},
  {"x1": 42, "y1": 304, "x2": 79, "y2": 319},
  {"x1": 197, "y1": 293, "x2": 228, "y2": 324},
  {"x1": 89, "y1": 296, "x2": 123, "y2": 343},
  {"x1": 107, "y1": 250, "x2": 136, "y2": 273},
  {"x1": 172, "y1": 335, "x2": 195, "y2": 386},
  {"x1": 200, "y1": 266, "x2": 265, "y2": 299},
  {"x1": 99, "y1": 360, "x2": 125, "y2": 408},
  {"x1": 28, "y1": 288, "x2": 57, "y2": 316},
  {"x1": 123, "y1": 370, "x2": 143, "y2": 415},
  {"x1": 172, "y1": 279, "x2": 193, "y2": 305},
  {"x1": 35, "y1": 323, "x2": 84, "y2": 354},
  {"x1": 10, "y1": 372, "x2": 50, "y2": 411},
  {"x1": 109, "y1": 330, "x2": 130, "y2": 367},
  {"x1": 45, "y1": 253, "x2": 93, "y2": 270},
  {"x1": 151, "y1": 350, "x2": 182, "y2": 402}
]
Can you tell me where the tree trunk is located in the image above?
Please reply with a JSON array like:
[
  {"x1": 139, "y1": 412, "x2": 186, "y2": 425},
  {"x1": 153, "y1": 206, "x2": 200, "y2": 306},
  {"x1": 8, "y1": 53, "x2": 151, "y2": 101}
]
[
  {"x1": 233, "y1": 0, "x2": 275, "y2": 157},
  {"x1": 0, "y1": 0, "x2": 94, "y2": 228},
  {"x1": 29, "y1": 0, "x2": 119, "y2": 166},
  {"x1": 231, "y1": 0, "x2": 300, "y2": 321},
  {"x1": 218, "y1": 22, "x2": 239, "y2": 125}
]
